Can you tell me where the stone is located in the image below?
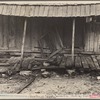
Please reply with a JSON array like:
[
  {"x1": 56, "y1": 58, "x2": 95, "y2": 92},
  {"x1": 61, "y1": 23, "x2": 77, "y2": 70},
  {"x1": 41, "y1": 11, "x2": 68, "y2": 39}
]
[
  {"x1": 19, "y1": 71, "x2": 32, "y2": 76},
  {"x1": 43, "y1": 62, "x2": 50, "y2": 67},
  {"x1": 41, "y1": 71, "x2": 50, "y2": 78}
]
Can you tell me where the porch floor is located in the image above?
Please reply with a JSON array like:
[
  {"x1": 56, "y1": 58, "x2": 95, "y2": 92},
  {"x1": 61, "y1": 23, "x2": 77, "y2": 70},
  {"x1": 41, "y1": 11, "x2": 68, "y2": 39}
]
[{"x1": 40, "y1": 54, "x2": 100, "y2": 71}]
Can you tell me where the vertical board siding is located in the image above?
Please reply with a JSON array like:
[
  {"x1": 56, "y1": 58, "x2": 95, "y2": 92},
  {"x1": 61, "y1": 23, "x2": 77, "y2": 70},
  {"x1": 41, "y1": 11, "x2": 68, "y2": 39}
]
[
  {"x1": 84, "y1": 22, "x2": 100, "y2": 53},
  {"x1": 2, "y1": 15, "x2": 100, "y2": 53}
]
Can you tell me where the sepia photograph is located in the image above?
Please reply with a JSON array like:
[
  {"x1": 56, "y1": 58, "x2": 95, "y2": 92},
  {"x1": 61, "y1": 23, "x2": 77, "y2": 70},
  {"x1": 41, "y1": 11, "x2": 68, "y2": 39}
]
[{"x1": 0, "y1": 0, "x2": 100, "y2": 99}]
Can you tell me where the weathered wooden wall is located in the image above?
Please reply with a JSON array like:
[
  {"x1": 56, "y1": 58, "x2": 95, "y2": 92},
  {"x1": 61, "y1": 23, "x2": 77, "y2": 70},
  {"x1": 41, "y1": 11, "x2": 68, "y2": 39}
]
[
  {"x1": 84, "y1": 22, "x2": 100, "y2": 53},
  {"x1": 1, "y1": 15, "x2": 99, "y2": 53}
]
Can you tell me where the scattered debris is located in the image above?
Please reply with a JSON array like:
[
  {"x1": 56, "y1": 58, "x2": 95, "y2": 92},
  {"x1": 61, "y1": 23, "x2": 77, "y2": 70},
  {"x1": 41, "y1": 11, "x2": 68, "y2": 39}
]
[
  {"x1": 97, "y1": 76, "x2": 100, "y2": 80},
  {"x1": 17, "y1": 75, "x2": 36, "y2": 94},
  {"x1": 1, "y1": 74, "x2": 8, "y2": 78},
  {"x1": 19, "y1": 71, "x2": 33, "y2": 76},
  {"x1": 41, "y1": 71, "x2": 51, "y2": 78},
  {"x1": 43, "y1": 61, "x2": 50, "y2": 67},
  {"x1": 7, "y1": 57, "x2": 21, "y2": 65},
  {"x1": 66, "y1": 69, "x2": 76, "y2": 76},
  {"x1": 41, "y1": 69, "x2": 46, "y2": 72}
]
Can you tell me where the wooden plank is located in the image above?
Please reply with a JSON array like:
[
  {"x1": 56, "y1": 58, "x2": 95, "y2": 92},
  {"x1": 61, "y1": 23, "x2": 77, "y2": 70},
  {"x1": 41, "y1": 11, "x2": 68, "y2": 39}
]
[
  {"x1": 20, "y1": 6, "x2": 26, "y2": 16},
  {"x1": 62, "y1": 6, "x2": 67, "y2": 17},
  {"x1": 87, "y1": 23, "x2": 90, "y2": 51},
  {"x1": 38, "y1": 6, "x2": 45, "y2": 17},
  {"x1": 65, "y1": 56, "x2": 73, "y2": 68},
  {"x1": 25, "y1": 6, "x2": 30, "y2": 17},
  {"x1": 76, "y1": 5, "x2": 81, "y2": 17},
  {"x1": 85, "y1": 5, "x2": 90, "y2": 16},
  {"x1": 89, "y1": 23, "x2": 94, "y2": 51},
  {"x1": 90, "y1": 4, "x2": 96, "y2": 16},
  {"x1": 75, "y1": 56, "x2": 82, "y2": 68},
  {"x1": 72, "y1": 6, "x2": 76, "y2": 17},
  {"x1": 0, "y1": 63, "x2": 10, "y2": 66},
  {"x1": 34, "y1": 6, "x2": 40, "y2": 17},
  {"x1": 9, "y1": 17, "x2": 16, "y2": 49},
  {"x1": 84, "y1": 24, "x2": 88, "y2": 51},
  {"x1": 48, "y1": 6, "x2": 54, "y2": 17},
  {"x1": 11, "y1": 5, "x2": 16, "y2": 16},
  {"x1": 43, "y1": 6, "x2": 49, "y2": 16},
  {"x1": 91, "y1": 55, "x2": 100, "y2": 70},
  {"x1": 67, "y1": 6, "x2": 72, "y2": 17},
  {"x1": 96, "y1": 24, "x2": 99, "y2": 53},
  {"x1": 0, "y1": 16, "x2": 3, "y2": 47},
  {"x1": 97, "y1": 24, "x2": 100, "y2": 52},
  {"x1": 60, "y1": 56, "x2": 66, "y2": 68},
  {"x1": 3, "y1": 16, "x2": 9, "y2": 49},
  {"x1": 0, "y1": 5, "x2": 4, "y2": 14},
  {"x1": 96, "y1": 55, "x2": 100, "y2": 65},
  {"x1": 48, "y1": 48, "x2": 63, "y2": 60},
  {"x1": 85, "y1": 56, "x2": 96, "y2": 70},
  {"x1": 6, "y1": 5, "x2": 13, "y2": 15},
  {"x1": 2, "y1": 5, "x2": 8, "y2": 15},
  {"x1": 94, "y1": 24, "x2": 98, "y2": 52},
  {"x1": 15, "y1": 5, "x2": 21, "y2": 16},
  {"x1": 81, "y1": 56, "x2": 89, "y2": 69},
  {"x1": 57, "y1": 6, "x2": 63, "y2": 17},
  {"x1": 29, "y1": 6, "x2": 35, "y2": 17},
  {"x1": 80, "y1": 5, "x2": 85, "y2": 16},
  {"x1": 95, "y1": 4, "x2": 100, "y2": 15}
]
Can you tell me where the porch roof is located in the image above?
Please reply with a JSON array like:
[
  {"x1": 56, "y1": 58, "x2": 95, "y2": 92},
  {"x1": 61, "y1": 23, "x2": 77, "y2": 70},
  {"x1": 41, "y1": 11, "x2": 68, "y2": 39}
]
[{"x1": 0, "y1": 1, "x2": 100, "y2": 17}]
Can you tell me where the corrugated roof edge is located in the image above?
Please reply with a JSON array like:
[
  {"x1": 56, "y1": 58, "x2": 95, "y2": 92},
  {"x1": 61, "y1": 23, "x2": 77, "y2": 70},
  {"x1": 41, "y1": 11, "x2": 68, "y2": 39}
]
[{"x1": 0, "y1": 1, "x2": 100, "y2": 6}]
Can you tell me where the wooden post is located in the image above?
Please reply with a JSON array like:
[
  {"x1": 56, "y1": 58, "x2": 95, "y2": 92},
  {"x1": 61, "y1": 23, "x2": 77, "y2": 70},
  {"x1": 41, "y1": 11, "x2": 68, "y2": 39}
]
[
  {"x1": 21, "y1": 18, "x2": 27, "y2": 59},
  {"x1": 72, "y1": 18, "x2": 75, "y2": 63}
]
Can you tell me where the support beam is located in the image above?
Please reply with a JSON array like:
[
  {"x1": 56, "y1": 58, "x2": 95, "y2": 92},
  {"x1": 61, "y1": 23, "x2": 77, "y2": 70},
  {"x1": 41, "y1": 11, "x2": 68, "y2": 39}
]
[
  {"x1": 71, "y1": 18, "x2": 75, "y2": 63},
  {"x1": 21, "y1": 18, "x2": 27, "y2": 59}
]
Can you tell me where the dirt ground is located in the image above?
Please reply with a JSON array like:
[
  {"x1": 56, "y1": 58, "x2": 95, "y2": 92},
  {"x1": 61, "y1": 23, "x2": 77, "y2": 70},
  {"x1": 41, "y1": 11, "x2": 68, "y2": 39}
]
[
  {"x1": 0, "y1": 70, "x2": 100, "y2": 99},
  {"x1": 21, "y1": 73, "x2": 100, "y2": 98}
]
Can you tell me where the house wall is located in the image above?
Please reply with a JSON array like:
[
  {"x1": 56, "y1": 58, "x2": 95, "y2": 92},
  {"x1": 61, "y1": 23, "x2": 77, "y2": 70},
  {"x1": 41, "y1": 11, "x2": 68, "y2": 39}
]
[
  {"x1": 0, "y1": 15, "x2": 99, "y2": 53},
  {"x1": 84, "y1": 22, "x2": 100, "y2": 53}
]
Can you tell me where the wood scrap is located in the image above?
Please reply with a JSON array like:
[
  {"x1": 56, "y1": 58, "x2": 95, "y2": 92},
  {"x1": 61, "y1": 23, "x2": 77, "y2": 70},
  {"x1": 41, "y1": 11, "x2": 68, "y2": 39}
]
[
  {"x1": 17, "y1": 75, "x2": 36, "y2": 94},
  {"x1": 91, "y1": 55, "x2": 100, "y2": 70},
  {"x1": 85, "y1": 56, "x2": 96, "y2": 70},
  {"x1": 81, "y1": 56, "x2": 89, "y2": 69},
  {"x1": 47, "y1": 48, "x2": 63, "y2": 60}
]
